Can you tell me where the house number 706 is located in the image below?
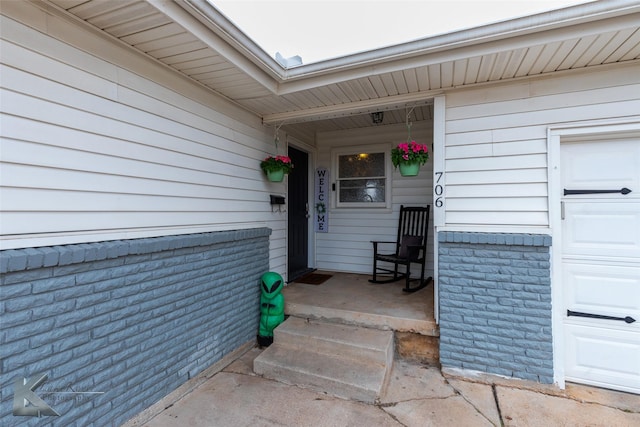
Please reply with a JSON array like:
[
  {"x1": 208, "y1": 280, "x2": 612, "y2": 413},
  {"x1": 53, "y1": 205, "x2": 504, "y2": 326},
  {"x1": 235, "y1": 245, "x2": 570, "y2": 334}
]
[{"x1": 434, "y1": 171, "x2": 444, "y2": 208}]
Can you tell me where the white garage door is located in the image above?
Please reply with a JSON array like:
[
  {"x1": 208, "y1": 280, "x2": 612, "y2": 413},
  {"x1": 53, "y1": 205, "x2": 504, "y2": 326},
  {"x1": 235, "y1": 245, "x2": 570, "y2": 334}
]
[{"x1": 561, "y1": 136, "x2": 640, "y2": 394}]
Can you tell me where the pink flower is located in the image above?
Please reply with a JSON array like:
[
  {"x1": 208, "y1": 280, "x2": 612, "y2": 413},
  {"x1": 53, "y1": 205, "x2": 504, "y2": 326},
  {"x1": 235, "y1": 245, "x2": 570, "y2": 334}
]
[
  {"x1": 391, "y1": 139, "x2": 429, "y2": 169},
  {"x1": 261, "y1": 155, "x2": 294, "y2": 174},
  {"x1": 271, "y1": 155, "x2": 291, "y2": 163}
]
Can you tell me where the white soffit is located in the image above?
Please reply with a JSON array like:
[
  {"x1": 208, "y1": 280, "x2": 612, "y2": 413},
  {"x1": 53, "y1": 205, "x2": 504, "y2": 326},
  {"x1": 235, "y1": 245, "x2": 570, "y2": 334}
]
[{"x1": 41, "y1": 0, "x2": 640, "y2": 127}]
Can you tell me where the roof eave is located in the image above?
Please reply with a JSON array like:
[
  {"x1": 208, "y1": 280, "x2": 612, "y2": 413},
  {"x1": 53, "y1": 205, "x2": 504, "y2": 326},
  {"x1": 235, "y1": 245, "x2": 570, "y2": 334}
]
[
  {"x1": 283, "y1": 0, "x2": 640, "y2": 79},
  {"x1": 153, "y1": 0, "x2": 284, "y2": 93},
  {"x1": 170, "y1": 0, "x2": 640, "y2": 95}
]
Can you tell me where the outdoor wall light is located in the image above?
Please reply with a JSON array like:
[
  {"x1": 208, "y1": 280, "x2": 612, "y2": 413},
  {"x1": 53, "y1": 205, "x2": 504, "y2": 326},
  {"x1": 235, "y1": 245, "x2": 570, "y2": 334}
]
[{"x1": 371, "y1": 111, "x2": 384, "y2": 124}]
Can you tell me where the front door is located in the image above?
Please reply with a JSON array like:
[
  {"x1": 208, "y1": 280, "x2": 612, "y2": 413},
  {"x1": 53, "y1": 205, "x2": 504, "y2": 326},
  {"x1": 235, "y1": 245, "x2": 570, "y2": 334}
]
[
  {"x1": 288, "y1": 146, "x2": 310, "y2": 281},
  {"x1": 561, "y1": 135, "x2": 640, "y2": 394}
]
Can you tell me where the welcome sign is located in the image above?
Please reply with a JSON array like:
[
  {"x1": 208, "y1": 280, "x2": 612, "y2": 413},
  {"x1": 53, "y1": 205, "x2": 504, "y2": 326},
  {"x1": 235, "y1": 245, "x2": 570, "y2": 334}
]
[{"x1": 314, "y1": 168, "x2": 329, "y2": 232}]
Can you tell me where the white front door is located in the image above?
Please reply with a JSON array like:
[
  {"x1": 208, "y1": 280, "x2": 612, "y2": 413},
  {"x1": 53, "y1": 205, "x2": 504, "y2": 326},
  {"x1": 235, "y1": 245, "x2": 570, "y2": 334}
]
[{"x1": 561, "y1": 136, "x2": 640, "y2": 394}]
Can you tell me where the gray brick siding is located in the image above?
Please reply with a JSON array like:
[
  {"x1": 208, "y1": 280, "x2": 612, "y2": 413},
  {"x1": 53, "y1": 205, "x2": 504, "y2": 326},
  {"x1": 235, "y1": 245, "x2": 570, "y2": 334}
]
[
  {"x1": 438, "y1": 232, "x2": 553, "y2": 383},
  {"x1": 1, "y1": 228, "x2": 271, "y2": 426}
]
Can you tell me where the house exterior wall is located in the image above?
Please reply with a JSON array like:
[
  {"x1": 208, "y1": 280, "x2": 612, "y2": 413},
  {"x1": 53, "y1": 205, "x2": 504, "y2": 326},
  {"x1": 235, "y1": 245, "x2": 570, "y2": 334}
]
[
  {"x1": 438, "y1": 232, "x2": 552, "y2": 382},
  {"x1": 0, "y1": 229, "x2": 270, "y2": 426},
  {"x1": 443, "y1": 62, "x2": 640, "y2": 229},
  {"x1": 315, "y1": 122, "x2": 434, "y2": 276},
  {"x1": 0, "y1": 3, "x2": 288, "y2": 276},
  {"x1": 438, "y1": 62, "x2": 640, "y2": 384},
  {"x1": 1, "y1": 4, "x2": 282, "y2": 424}
]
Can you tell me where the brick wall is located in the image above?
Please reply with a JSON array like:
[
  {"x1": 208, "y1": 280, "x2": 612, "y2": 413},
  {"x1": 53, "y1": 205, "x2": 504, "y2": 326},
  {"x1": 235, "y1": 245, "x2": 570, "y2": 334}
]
[
  {"x1": 438, "y1": 232, "x2": 553, "y2": 383},
  {"x1": 0, "y1": 228, "x2": 271, "y2": 426}
]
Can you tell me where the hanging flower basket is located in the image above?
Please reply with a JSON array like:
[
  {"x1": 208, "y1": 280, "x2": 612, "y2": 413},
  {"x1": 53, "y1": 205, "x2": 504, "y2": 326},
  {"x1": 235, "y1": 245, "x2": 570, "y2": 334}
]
[
  {"x1": 260, "y1": 155, "x2": 293, "y2": 182},
  {"x1": 266, "y1": 169, "x2": 285, "y2": 182},
  {"x1": 398, "y1": 160, "x2": 420, "y2": 176},
  {"x1": 391, "y1": 141, "x2": 429, "y2": 177}
]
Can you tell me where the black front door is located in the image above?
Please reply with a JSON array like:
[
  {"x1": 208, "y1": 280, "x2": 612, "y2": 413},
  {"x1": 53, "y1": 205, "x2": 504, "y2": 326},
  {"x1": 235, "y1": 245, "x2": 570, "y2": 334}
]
[{"x1": 288, "y1": 146, "x2": 310, "y2": 281}]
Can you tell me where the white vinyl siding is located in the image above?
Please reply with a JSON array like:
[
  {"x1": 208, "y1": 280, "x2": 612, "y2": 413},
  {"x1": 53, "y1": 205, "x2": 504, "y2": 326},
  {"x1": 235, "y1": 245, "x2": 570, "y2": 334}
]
[
  {"x1": 443, "y1": 62, "x2": 640, "y2": 229},
  {"x1": 315, "y1": 122, "x2": 434, "y2": 275},
  {"x1": 0, "y1": 7, "x2": 288, "y2": 273}
]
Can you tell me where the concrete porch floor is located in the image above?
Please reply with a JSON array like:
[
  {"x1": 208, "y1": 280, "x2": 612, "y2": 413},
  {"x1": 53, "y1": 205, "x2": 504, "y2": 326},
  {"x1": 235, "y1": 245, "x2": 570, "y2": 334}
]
[{"x1": 283, "y1": 271, "x2": 437, "y2": 336}]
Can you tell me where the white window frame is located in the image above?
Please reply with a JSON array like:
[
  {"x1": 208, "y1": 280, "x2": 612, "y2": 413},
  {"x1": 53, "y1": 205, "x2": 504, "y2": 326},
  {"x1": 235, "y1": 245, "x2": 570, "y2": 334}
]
[{"x1": 331, "y1": 144, "x2": 392, "y2": 209}]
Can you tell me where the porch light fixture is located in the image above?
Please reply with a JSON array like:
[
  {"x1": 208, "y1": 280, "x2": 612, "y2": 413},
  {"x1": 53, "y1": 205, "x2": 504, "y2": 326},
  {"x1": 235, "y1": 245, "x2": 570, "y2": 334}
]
[{"x1": 371, "y1": 111, "x2": 384, "y2": 124}]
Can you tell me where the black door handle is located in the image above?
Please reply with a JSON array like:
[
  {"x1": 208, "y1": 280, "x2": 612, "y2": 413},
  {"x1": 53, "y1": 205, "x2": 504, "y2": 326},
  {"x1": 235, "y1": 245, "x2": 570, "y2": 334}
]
[
  {"x1": 567, "y1": 310, "x2": 636, "y2": 324},
  {"x1": 564, "y1": 187, "x2": 631, "y2": 196}
]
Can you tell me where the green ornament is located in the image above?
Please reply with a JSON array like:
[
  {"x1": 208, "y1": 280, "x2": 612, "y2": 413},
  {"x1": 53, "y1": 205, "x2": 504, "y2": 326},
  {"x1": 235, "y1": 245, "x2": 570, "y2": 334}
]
[{"x1": 258, "y1": 272, "x2": 285, "y2": 346}]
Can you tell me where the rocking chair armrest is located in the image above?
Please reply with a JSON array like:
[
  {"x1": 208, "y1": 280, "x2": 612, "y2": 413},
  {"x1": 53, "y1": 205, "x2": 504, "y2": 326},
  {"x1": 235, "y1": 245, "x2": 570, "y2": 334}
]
[
  {"x1": 371, "y1": 240, "x2": 396, "y2": 247},
  {"x1": 371, "y1": 240, "x2": 397, "y2": 253}
]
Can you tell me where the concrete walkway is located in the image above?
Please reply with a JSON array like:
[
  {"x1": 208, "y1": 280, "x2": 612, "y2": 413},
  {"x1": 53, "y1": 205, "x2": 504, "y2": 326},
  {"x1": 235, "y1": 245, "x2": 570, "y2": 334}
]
[{"x1": 133, "y1": 347, "x2": 639, "y2": 427}]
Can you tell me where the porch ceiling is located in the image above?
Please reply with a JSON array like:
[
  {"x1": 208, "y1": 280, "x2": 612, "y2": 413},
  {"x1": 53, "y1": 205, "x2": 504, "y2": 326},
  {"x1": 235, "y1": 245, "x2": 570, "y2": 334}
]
[{"x1": 46, "y1": 0, "x2": 640, "y2": 139}]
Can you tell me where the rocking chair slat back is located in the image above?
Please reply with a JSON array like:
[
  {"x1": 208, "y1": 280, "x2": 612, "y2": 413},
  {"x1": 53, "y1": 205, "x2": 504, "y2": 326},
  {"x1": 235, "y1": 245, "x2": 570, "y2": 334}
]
[{"x1": 397, "y1": 208, "x2": 427, "y2": 247}]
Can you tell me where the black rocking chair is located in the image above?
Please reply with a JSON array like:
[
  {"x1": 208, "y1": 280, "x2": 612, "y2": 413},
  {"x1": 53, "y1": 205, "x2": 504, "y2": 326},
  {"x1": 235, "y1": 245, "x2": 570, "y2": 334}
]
[{"x1": 369, "y1": 205, "x2": 432, "y2": 292}]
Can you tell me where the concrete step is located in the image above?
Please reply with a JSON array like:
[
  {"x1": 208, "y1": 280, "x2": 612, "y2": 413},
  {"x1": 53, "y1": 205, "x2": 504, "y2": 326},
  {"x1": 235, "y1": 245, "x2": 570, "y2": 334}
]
[
  {"x1": 273, "y1": 316, "x2": 393, "y2": 365},
  {"x1": 253, "y1": 317, "x2": 394, "y2": 403},
  {"x1": 284, "y1": 298, "x2": 439, "y2": 337}
]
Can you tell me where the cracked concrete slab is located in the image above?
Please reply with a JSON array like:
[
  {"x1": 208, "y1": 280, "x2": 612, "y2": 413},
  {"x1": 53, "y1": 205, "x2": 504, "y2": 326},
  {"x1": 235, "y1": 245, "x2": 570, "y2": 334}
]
[
  {"x1": 223, "y1": 347, "x2": 263, "y2": 376},
  {"x1": 384, "y1": 395, "x2": 495, "y2": 426},
  {"x1": 496, "y1": 386, "x2": 640, "y2": 427},
  {"x1": 564, "y1": 383, "x2": 640, "y2": 414},
  {"x1": 132, "y1": 347, "x2": 640, "y2": 427},
  {"x1": 447, "y1": 379, "x2": 502, "y2": 426},
  {"x1": 145, "y1": 372, "x2": 401, "y2": 427},
  {"x1": 381, "y1": 360, "x2": 455, "y2": 404}
]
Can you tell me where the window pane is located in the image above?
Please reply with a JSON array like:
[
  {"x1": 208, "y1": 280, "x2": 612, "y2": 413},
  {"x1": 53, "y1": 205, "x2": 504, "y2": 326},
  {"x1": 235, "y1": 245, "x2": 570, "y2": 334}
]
[
  {"x1": 339, "y1": 179, "x2": 386, "y2": 203},
  {"x1": 339, "y1": 153, "x2": 385, "y2": 178}
]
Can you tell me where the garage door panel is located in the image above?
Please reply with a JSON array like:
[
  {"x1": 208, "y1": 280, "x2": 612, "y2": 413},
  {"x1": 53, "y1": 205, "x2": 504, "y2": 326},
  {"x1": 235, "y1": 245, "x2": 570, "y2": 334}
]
[
  {"x1": 561, "y1": 134, "x2": 640, "y2": 394},
  {"x1": 563, "y1": 202, "x2": 640, "y2": 258},
  {"x1": 564, "y1": 263, "x2": 640, "y2": 316},
  {"x1": 562, "y1": 138, "x2": 640, "y2": 196},
  {"x1": 565, "y1": 324, "x2": 640, "y2": 394}
]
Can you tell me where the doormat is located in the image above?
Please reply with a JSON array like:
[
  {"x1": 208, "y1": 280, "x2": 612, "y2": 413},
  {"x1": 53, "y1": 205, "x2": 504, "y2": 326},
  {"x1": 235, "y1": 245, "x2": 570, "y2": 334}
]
[{"x1": 294, "y1": 273, "x2": 333, "y2": 285}]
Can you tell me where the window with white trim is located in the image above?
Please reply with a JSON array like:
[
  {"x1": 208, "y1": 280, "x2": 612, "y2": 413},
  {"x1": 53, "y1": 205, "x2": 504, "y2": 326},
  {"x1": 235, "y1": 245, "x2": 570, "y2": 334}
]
[{"x1": 333, "y1": 145, "x2": 392, "y2": 208}]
